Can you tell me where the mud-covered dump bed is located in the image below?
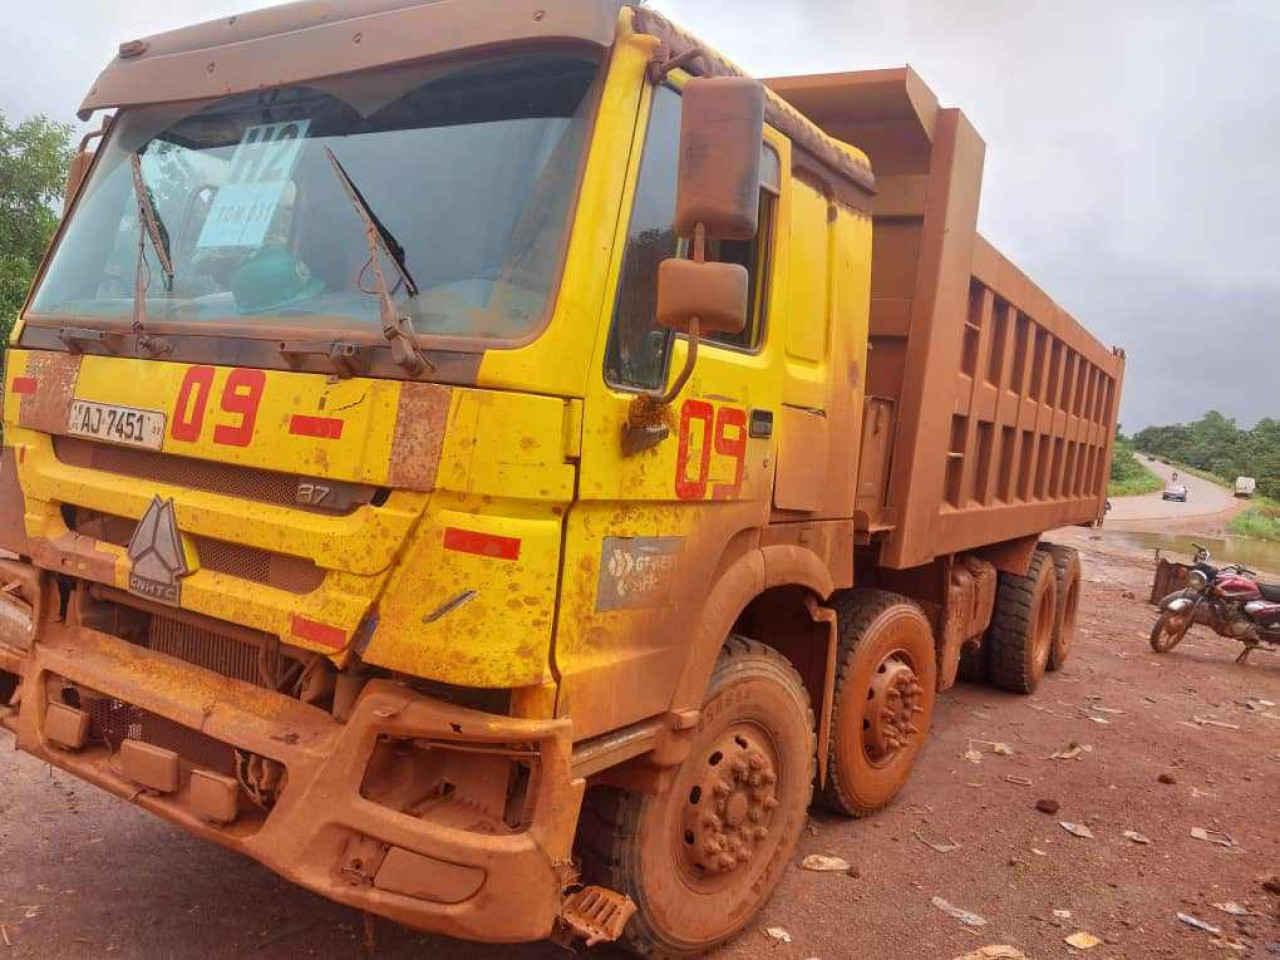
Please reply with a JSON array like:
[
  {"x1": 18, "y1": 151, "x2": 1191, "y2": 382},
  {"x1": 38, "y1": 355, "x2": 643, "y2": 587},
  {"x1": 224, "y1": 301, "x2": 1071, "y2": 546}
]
[{"x1": 768, "y1": 68, "x2": 1125, "y2": 570}]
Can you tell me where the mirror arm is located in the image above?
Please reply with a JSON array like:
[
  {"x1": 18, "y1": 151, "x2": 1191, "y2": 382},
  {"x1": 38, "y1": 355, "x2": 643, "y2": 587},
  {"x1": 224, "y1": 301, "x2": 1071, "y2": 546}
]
[
  {"x1": 648, "y1": 46, "x2": 708, "y2": 85},
  {"x1": 658, "y1": 223, "x2": 707, "y2": 406},
  {"x1": 660, "y1": 318, "x2": 700, "y2": 406}
]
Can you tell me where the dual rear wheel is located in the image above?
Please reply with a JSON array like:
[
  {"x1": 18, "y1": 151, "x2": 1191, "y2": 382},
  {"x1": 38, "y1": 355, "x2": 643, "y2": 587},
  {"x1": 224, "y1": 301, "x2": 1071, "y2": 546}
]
[{"x1": 963, "y1": 544, "x2": 1082, "y2": 693}]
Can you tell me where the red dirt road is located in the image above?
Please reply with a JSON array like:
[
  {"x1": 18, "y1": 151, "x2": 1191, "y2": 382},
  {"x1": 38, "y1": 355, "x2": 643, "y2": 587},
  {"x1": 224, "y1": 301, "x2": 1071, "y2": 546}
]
[{"x1": 2, "y1": 529, "x2": 1278, "y2": 959}]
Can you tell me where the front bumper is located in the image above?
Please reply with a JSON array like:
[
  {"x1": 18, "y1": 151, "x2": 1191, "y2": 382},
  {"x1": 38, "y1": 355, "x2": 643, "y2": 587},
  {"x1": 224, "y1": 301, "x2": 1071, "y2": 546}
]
[{"x1": 0, "y1": 606, "x2": 584, "y2": 944}]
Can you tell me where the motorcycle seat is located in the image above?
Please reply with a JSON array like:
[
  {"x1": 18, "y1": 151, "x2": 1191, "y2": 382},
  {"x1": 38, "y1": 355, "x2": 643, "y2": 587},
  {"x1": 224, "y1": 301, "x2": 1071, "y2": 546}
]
[{"x1": 1258, "y1": 581, "x2": 1280, "y2": 603}]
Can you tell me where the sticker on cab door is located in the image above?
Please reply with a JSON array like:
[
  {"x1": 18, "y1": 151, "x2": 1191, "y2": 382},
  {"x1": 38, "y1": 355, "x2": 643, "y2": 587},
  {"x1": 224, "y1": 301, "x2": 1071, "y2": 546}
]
[{"x1": 596, "y1": 536, "x2": 683, "y2": 611}]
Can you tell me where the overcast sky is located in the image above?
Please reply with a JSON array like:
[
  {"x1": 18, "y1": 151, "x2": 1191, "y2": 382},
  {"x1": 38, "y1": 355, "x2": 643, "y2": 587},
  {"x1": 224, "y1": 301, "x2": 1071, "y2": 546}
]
[{"x1": 3, "y1": 0, "x2": 1278, "y2": 429}]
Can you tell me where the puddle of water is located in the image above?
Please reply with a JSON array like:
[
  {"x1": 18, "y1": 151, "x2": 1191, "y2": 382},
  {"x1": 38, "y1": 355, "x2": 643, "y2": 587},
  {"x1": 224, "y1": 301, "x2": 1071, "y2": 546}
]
[{"x1": 1103, "y1": 530, "x2": 1280, "y2": 574}]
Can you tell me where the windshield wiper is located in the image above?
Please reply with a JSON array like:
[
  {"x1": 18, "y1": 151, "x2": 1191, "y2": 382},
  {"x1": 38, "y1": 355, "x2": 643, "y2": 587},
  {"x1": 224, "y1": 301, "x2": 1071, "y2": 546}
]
[
  {"x1": 129, "y1": 150, "x2": 174, "y2": 351},
  {"x1": 323, "y1": 146, "x2": 430, "y2": 375}
]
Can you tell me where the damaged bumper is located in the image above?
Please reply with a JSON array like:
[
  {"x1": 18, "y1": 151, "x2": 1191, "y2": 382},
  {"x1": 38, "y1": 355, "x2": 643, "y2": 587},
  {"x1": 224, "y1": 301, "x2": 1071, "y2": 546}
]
[{"x1": 0, "y1": 578, "x2": 584, "y2": 944}]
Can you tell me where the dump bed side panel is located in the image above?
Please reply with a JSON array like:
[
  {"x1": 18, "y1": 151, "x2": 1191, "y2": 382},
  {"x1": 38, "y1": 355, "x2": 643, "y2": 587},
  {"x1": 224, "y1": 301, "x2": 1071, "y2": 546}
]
[{"x1": 767, "y1": 68, "x2": 1124, "y2": 570}]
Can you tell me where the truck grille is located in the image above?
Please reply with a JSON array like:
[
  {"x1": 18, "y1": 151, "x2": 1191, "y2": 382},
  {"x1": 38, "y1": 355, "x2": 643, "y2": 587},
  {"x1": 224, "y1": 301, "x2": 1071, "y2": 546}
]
[
  {"x1": 139, "y1": 612, "x2": 305, "y2": 692},
  {"x1": 149, "y1": 614, "x2": 262, "y2": 688},
  {"x1": 53, "y1": 437, "x2": 377, "y2": 515},
  {"x1": 70, "y1": 509, "x2": 325, "y2": 595}
]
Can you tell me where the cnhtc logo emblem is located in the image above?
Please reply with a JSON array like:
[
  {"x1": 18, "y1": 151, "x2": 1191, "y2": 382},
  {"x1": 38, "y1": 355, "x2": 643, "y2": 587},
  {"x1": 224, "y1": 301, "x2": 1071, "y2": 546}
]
[{"x1": 127, "y1": 497, "x2": 192, "y2": 606}]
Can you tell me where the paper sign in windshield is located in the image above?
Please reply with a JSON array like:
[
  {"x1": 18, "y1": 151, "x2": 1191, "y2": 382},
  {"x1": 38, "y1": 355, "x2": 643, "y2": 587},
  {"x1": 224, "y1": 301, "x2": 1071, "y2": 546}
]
[{"x1": 197, "y1": 120, "x2": 310, "y2": 249}]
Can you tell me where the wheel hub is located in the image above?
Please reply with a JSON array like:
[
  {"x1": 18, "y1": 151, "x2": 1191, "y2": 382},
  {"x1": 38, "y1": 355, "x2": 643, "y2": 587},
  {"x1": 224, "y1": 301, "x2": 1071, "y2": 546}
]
[
  {"x1": 682, "y1": 731, "x2": 778, "y2": 875},
  {"x1": 864, "y1": 658, "x2": 924, "y2": 762}
]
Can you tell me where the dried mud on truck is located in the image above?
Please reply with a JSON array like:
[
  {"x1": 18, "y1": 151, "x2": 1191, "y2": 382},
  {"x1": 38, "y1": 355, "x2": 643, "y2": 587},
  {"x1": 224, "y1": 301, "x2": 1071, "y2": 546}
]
[{"x1": 0, "y1": 1, "x2": 1125, "y2": 956}]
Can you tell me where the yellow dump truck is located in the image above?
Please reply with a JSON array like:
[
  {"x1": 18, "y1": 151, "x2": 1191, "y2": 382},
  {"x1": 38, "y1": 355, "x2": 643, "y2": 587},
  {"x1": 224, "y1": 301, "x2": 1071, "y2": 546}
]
[{"x1": 0, "y1": 1, "x2": 1125, "y2": 954}]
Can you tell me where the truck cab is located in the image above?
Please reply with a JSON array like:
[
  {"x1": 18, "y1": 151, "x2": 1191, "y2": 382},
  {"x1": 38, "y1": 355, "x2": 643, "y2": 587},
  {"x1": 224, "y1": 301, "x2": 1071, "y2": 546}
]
[{"x1": 0, "y1": 2, "x2": 1123, "y2": 955}]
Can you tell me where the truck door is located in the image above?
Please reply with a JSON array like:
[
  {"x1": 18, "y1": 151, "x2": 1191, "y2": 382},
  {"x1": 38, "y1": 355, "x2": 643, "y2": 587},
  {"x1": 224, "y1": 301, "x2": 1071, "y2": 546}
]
[{"x1": 553, "y1": 82, "x2": 785, "y2": 741}]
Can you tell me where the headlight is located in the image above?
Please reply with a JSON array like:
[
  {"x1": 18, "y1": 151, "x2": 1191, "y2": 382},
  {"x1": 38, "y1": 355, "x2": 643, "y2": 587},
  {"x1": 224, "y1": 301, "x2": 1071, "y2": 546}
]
[{"x1": 1188, "y1": 569, "x2": 1209, "y2": 591}]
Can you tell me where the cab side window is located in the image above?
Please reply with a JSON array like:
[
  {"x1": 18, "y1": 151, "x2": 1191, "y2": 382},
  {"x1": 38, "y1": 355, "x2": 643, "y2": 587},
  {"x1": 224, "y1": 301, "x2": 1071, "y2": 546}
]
[
  {"x1": 703, "y1": 145, "x2": 779, "y2": 352},
  {"x1": 604, "y1": 86, "x2": 778, "y2": 391}
]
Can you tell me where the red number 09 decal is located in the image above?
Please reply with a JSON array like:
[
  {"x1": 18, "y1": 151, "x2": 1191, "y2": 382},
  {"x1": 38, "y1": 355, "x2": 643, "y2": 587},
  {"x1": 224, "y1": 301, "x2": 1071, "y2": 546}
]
[
  {"x1": 674, "y1": 400, "x2": 748, "y2": 501},
  {"x1": 170, "y1": 366, "x2": 266, "y2": 448}
]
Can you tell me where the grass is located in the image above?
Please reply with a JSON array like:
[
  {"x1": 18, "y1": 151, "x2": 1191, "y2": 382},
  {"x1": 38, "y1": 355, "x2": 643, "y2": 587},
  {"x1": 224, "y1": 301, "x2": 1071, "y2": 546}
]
[
  {"x1": 1108, "y1": 443, "x2": 1163, "y2": 497},
  {"x1": 1141, "y1": 454, "x2": 1280, "y2": 542},
  {"x1": 1228, "y1": 497, "x2": 1280, "y2": 542}
]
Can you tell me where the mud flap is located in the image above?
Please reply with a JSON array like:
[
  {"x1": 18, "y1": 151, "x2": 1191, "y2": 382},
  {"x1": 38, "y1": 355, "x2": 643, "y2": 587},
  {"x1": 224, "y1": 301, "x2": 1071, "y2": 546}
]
[{"x1": 555, "y1": 886, "x2": 637, "y2": 947}]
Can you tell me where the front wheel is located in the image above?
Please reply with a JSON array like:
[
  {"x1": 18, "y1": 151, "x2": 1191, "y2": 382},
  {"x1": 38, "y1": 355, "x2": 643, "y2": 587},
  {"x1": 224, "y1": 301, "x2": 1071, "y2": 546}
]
[
  {"x1": 577, "y1": 637, "x2": 815, "y2": 958},
  {"x1": 1149, "y1": 608, "x2": 1193, "y2": 652}
]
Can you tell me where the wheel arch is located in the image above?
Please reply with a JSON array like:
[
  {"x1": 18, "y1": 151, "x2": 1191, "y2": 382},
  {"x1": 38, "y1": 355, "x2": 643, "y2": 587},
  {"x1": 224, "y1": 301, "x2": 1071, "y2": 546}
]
[{"x1": 665, "y1": 544, "x2": 839, "y2": 785}]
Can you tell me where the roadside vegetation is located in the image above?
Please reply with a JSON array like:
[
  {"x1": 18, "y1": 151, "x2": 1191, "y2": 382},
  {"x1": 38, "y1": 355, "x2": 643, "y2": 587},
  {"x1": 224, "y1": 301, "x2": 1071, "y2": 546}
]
[
  {"x1": 1108, "y1": 441, "x2": 1162, "y2": 497},
  {"x1": 1129, "y1": 411, "x2": 1280, "y2": 542},
  {"x1": 1133, "y1": 410, "x2": 1280, "y2": 500},
  {"x1": 1, "y1": 112, "x2": 73, "y2": 352},
  {"x1": 1228, "y1": 497, "x2": 1280, "y2": 542}
]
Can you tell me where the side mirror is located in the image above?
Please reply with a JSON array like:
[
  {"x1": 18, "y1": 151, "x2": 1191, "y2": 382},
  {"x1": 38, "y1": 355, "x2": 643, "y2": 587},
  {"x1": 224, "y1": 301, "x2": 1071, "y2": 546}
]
[
  {"x1": 656, "y1": 258, "x2": 749, "y2": 336},
  {"x1": 63, "y1": 149, "x2": 94, "y2": 215},
  {"x1": 648, "y1": 77, "x2": 764, "y2": 407},
  {"x1": 674, "y1": 76, "x2": 766, "y2": 242},
  {"x1": 62, "y1": 118, "x2": 112, "y2": 216}
]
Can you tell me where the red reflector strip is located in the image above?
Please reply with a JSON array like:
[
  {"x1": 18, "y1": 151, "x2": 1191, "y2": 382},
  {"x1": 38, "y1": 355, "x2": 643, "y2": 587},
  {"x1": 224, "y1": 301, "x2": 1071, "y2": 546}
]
[
  {"x1": 291, "y1": 615, "x2": 347, "y2": 650},
  {"x1": 289, "y1": 415, "x2": 344, "y2": 440},
  {"x1": 443, "y1": 527, "x2": 521, "y2": 561},
  {"x1": 11, "y1": 377, "x2": 37, "y2": 395}
]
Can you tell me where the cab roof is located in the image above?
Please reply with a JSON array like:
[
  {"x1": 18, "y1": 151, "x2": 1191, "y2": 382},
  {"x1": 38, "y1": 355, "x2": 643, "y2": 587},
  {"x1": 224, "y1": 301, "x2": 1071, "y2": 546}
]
[{"x1": 80, "y1": 0, "x2": 622, "y2": 119}]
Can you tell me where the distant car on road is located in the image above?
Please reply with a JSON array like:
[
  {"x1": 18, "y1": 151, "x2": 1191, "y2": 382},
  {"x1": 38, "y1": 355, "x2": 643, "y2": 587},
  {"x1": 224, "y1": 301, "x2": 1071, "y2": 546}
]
[{"x1": 1162, "y1": 483, "x2": 1188, "y2": 502}]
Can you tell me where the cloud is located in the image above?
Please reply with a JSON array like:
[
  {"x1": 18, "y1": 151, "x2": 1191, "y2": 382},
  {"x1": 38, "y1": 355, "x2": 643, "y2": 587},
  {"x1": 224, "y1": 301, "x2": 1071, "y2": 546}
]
[{"x1": 3, "y1": 0, "x2": 1277, "y2": 429}]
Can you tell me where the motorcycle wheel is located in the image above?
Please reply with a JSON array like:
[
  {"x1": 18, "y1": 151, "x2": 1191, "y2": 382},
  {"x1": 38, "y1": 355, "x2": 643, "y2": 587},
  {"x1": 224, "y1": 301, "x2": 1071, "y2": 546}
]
[{"x1": 1149, "y1": 609, "x2": 1193, "y2": 653}]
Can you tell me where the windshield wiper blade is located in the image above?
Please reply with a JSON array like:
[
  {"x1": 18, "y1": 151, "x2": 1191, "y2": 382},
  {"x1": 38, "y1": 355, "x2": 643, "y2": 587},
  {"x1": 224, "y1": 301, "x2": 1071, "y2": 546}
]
[
  {"x1": 323, "y1": 146, "x2": 430, "y2": 375},
  {"x1": 129, "y1": 151, "x2": 174, "y2": 348}
]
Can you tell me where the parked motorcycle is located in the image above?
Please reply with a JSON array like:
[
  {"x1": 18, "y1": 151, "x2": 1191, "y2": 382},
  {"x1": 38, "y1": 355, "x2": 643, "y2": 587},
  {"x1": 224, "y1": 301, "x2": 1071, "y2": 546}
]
[{"x1": 1150, "y1": 544, "x2": 1280, "y2": 662}]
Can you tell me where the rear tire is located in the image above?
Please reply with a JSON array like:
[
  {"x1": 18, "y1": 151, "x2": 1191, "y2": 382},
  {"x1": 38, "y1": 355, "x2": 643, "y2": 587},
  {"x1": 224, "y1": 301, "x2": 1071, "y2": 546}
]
[
  {"x1": 987, "y1": 550, "x2": 1057, "y2": 694},
  {"x1": 819, "y1": 590, "x2": 937, "y2": 818},
  {"x1": 1044, "y1": 545, "x2": 1082, "y2": 671},
  {"x1": 956, "y1": 641, "x2": 988, "y2": 684},
  {"x1": 577, "y1": 637, "x2": 814, "y2": 958}
]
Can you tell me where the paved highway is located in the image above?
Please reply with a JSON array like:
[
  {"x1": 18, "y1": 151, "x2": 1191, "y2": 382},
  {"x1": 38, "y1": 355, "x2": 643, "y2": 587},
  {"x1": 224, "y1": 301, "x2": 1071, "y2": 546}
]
[{"x1": 1107, "y1": 456, "x2": 1237, "y2": 522}]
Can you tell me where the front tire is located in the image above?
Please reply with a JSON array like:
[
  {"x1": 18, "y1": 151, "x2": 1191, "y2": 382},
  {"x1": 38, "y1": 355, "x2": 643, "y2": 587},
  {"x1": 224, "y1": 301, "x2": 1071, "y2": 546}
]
[
  {"x1": 577, "y1": 637, "x2": 815, "y2": 958},
  {"x1": 819, "y1": 590, "x2": 937, "y2": 818},
  {"x1": 1149, "y1": 608, "x2": 1192, "y2": 652}
]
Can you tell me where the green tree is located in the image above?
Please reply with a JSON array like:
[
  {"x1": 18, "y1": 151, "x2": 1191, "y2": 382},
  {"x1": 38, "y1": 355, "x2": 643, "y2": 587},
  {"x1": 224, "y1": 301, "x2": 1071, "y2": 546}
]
[
  {"x1": 1135, "y1": 411, "x2": 1280, "y2": 504},
  {"x1": 1, "y1": 111, "x2": 74, "y2": 352}
]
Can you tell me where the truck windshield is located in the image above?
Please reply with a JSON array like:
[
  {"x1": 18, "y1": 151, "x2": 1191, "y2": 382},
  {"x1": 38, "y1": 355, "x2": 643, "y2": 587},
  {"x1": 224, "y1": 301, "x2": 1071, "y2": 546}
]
[{"x1": 28, "y1": 52, "x2": 598, "y2": 344}]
